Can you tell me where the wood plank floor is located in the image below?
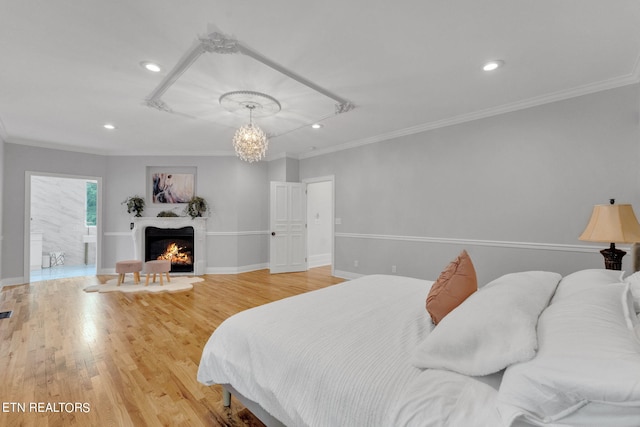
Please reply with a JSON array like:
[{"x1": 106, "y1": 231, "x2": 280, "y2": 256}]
[{"x1": 0, "y1": 267, "x2": 344, "y2": 427}]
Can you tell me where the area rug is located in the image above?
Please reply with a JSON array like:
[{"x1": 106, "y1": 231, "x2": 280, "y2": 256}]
[{"x1": 84, "y1": 276, "x2": 204, "y2": 293}]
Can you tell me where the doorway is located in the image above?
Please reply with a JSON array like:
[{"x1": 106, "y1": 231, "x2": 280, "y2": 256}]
[
  {"x1": 304, "y1": 176, "x2": 334, "y2": 272},
  {"x1": 268, "y1": 176, "x2": 334, "y2": 275},
  {"x1": 25, "y1": 172, "x2": 101, "y2": 282}
]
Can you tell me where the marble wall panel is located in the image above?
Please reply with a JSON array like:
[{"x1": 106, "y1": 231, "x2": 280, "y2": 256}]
[{"x1": 30, "y1": 176, "x2": 96, "y2": 266}]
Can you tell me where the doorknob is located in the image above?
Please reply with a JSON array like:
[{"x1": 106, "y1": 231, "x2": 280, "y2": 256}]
[{"x1": 271, "y1": 232, "x2": 276, "y2": 236}]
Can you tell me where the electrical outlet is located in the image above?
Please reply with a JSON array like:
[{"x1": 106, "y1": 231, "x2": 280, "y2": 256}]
[
  {"x1": 354, "y1": 260, "x2": 359, "y2": 268},
  {"x1": 391, "y1": 265, "x2": 397, "y2": 273}
]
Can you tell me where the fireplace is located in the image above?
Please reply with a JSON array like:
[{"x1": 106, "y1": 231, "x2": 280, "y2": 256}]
[
  {"x1": 145, "y1": 226, "x2": 194, "y2": 273},
  {"x1": 132, "y1": 217, "x2": 207, "y2": 275}
]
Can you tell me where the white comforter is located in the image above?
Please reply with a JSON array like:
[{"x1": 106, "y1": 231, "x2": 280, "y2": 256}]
[{"x1": 197, "y1": 274, "x2": 503, "y2": 426}]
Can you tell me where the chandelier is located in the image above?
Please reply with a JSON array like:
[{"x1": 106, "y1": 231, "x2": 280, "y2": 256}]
[
  {"x1": 221, "y1": 91, "x2": 280, "y2": 163},
  {"x1": 232, "y1": 104, "x2": 268, "y2": 162}
]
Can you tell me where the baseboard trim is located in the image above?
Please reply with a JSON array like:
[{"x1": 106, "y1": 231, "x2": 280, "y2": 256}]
[
  {"x1": 0, "y1": 276, "x2": 27, "y2": 288},
  {"x1": 332, "y1": 270, "x2": 363, "y2": 280},
  {"x1": 206, "y1": 263, "x2": 269, "y2": 275},
  {"x1": 308, "y1": 253, "x2": 331, "y2": 269}
]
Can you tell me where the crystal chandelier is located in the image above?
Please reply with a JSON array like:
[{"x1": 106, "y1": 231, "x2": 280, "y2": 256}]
[{"x1": 232, "y1": 105, "x2": 268, "y2": 163}]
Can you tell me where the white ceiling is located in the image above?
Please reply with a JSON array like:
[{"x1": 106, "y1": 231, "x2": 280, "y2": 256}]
[{"x1": 1, "y1": 1, "x2": 639, "y2": 159}]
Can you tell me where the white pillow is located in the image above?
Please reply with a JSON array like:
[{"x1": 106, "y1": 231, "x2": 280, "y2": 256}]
[
  {"x1": 552, "y1": 268, "x2": 624, "y2": 302},
  {"x1": 497, "y1": 282, "x2": 640, "y2": 425},
  {"x1": 412, "y1": 271, "x2": 561, "y2": 376},
  {"x1": 623, "y1": 284, "x2": 639, "y2": 331},
  {"x1": 624, "y1": 271, "x2": 640, "y2": 313}
]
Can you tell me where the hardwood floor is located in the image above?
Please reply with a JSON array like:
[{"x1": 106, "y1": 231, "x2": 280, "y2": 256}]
[{"x1": 0, "y1": 267, "x2": 344, "y2": 427}]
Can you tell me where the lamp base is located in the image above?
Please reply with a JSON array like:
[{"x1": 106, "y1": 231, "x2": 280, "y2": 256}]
[{"x1": 600, "y1": 243, "x2": 626, "y2": 270}]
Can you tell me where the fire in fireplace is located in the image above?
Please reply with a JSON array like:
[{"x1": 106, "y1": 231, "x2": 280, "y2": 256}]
[
  {"x1": 145, "y1": 226, "x2": 194, "y2": 273},
  {"x1": 157, "y1": 242, "x2": 192, "y2": 265}
]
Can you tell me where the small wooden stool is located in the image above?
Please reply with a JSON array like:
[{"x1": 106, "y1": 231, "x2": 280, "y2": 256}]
[
  {"x1": 145, "y1": 260, "x2": 171, "y2": 286},
  {"x1": 115, "y1": 260, "x2": 142, "y2": 286}
]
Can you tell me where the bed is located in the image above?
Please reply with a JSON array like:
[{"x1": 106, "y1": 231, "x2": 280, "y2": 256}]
[{"x1": 197, "y1": 262, "x2": 640, "y2": 426}]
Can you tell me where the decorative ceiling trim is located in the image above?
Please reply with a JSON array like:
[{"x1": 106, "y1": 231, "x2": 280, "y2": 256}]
[{"x1": 144, "y1": 31, "x2": 354, "y2": 117}]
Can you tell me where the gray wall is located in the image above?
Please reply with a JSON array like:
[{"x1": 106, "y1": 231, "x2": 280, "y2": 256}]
[
  {"x1": 1, "y1": 144, "x2": 107, "y2": 282},
  {"x1": 2, "y1": 84, "x2": 640, "y2": 285},
  {"x1": 0, "y1": 137, "x2": 4, "y2": 278},
  {"x1": 102, "y1": 155, "x2": 269, "y2": 273},
  {"x1": 268, "y1": 156, "x2": 300, "y2": 183},
  {"x1": 1, "y1": 146, "x2": 270, "y2": 284},
  {"x1": 300, "y1": 84, "x2": 640, "y2": 284}
]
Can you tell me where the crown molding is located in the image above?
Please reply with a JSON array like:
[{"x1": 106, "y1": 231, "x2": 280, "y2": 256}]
[
  {"x1": 6, "y1": 136, "x2": 242, "y2": 157},
  {"x1": 265, "y1": 151, "x2": 302, "y2": 162},
  {"x1": 300, "y1": 69, "x2": 640, "y2": 160},
  {"x1": 107, "y1": 148, "x2": 236, "y2": 157},
  {"x1": 7, "y1": 136, "x2": 301, "y2": 160},
  {"x1": 7, "y1": 136, "x2": 113, "y2": 156}
]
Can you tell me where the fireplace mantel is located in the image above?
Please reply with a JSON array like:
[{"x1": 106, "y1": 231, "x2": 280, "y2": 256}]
[{"x1": 132, "y1": 217, "x2": 207, "y2": 275}]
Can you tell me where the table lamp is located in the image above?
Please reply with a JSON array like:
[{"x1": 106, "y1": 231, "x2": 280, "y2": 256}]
[{"x1": 579, "y1": 199, "x2": 640, "y2": 270}]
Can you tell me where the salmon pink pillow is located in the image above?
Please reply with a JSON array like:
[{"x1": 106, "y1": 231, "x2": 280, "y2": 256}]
[{"x1": 426, "y1": 250, "x2": 477, "y2": 324}]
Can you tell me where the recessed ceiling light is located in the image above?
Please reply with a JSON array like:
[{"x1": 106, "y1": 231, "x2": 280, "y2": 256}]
[
  {"x1": 483, "y1": 60, "x2": 504, "y2": 71},
  {"x1": 311, "y1": 123, "x2": 324, "y2": 129},
  {"x1": 140, "y1": 61, "x2": 161, "y2": 73},
  {"x1": 103, "y1": 123, "x2": 116, "y2": 130}
]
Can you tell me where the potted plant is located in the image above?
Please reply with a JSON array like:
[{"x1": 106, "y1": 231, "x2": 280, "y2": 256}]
[
  {"x1": 122, "y1": 195, "x2": 145, "y2": 217},
  {"x1": 185, "y1": 196, "x2": 208, "y2": 219}
]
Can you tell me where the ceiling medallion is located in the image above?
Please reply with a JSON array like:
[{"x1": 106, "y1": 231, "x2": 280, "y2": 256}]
[{"x1": 219, "y1": 91, "x2": 281, "y2": 117}]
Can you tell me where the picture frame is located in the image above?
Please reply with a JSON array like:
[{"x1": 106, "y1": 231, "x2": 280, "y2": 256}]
[{"x1": 147, "y1": 166, "x2": 196, "y2": 204}]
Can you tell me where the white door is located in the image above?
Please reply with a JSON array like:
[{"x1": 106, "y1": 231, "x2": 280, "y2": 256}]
[{"x1": 270, "y1": 181, "x2": 307, "y2": 274}]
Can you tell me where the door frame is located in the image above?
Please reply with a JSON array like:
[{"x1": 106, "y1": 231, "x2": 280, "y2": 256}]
[
  {"x1": 23, "y1": 171, "x2": 103, "y2": 283},
  {"x1": 302, "y1": 175, "x2": 335, "y2": 276}
]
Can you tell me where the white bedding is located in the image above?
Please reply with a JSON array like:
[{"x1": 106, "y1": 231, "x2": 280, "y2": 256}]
[{"x1": 197, "y1": 274, "x2": 503, "y2": 426}]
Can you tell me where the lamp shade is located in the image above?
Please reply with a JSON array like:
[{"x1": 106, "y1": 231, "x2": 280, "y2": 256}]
[{"x1": 579, "y1": 204, "x2": 640, "y2": 243}]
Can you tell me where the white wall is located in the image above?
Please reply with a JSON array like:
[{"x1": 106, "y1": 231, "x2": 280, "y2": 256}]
[
  {"x1": 307, "y1": 181, "x2": 332, "y2": 267},
  {"x1": 300, "y1": 83, "x2": 640, "y2": 284}
]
